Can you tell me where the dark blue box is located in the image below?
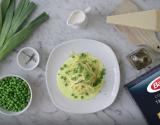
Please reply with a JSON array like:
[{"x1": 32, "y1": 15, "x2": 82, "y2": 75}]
[{"x1": 125, "y1": 65, "x2": 160, "y2": 125}]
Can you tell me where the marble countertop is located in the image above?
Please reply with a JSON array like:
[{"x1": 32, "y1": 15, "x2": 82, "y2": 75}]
[{"x1": 0, "y1": 0, "x2": 160, "y2": 125}]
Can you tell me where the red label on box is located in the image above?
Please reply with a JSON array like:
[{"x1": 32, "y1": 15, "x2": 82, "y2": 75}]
[{"x1": 147, "y1": 77, "x2": 160, "y2": 93}]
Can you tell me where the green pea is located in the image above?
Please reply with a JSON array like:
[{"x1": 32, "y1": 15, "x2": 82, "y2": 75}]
[
  {"x1": 92, "y1": 60, "x2": 97, "y2": 63},
  {"x1": 60, "y1": 67, "x2": 64, "y2": 70},
  {"x1": 80, "y1": 53, "x2": 86, "y2": 58},
  {"x1": 85, "y1": 93, "x2": 89, "y2": 96},
  {"x1": 71, "y1": 93, "x2": 74, "y2": 96},
  {"x1": 72, "y1": 55, "x2": 75, "y2": 58},
  {"x1": 63, "y1": 64, "x2": 67, "y2": 67},
  {"x1": 65, "y1": 83, "x2": 68, "y2": 87},
  {"x1": 63, "y1": 77, "x2": 67, "y2": 80},
  {"x1": 0, "y1": 76, "x2": 31, "y2": 112}
]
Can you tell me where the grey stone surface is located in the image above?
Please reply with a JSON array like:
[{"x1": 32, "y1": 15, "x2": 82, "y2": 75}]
[{"x1": 0, "y1": 0, "x2": 160, "y2": 125}]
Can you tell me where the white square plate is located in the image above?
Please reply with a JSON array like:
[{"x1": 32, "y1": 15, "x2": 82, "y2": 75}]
[{"x1": 46, "y1": 39, "x2": 120, "y2": 113}]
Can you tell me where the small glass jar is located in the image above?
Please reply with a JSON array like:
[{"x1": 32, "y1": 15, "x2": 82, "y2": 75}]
[{"x1": 127, "y1": 46, "x2": 153, "y2": 70}]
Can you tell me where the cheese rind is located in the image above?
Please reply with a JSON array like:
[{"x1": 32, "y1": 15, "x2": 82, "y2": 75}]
[
  {"x1": 158, "y1": 11, "x2": 160, "y2": 30},
  {"x1": 107, "y1": 10, "x2": 160, "y2": 31}
]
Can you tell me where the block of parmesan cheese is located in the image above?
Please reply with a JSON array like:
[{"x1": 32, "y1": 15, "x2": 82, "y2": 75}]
[{"x1": 106, "y1": 10, "x2": 160, "y2": 31}]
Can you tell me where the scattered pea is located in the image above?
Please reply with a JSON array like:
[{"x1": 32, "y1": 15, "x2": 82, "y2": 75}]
[
  {"x1": 85, "y1": 93, "x2": 89, "y2": 96},
  {"x1": 80, "y1": 53, "x2": 86, "y2": 58},
  {"x1": 65, "y1": 83, "x2": 68, "y2": 86},
  {"x1": 60, "y1": 76, "x2": 64, "y2": 79},
  {"x1": 63, "y1": 77, "x2": 67, "y2": 80},
  {"x1": 71, "y1": 93, "x2": 74, "y2": 96},
  {"x1": 92, "y1": 60, "x2": 97, "y2": 63},
  {"x1": 92, "y1": 67, "x2": 95, "y2": 71},
  {"x1": 63, "y1": 64, "x2": 67, "y2": 67}
]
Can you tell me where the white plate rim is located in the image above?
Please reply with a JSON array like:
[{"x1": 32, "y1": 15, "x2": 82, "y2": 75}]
[{"x1": 45, "y1": 39, "x2": 120, "y2": 114}]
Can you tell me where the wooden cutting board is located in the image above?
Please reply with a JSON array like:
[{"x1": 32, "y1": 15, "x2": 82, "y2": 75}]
[{"x1": 111, "y1": 0, "x2": 160, "y2": 53}]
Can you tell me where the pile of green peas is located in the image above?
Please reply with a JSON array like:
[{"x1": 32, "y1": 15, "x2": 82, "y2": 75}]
[{"x1": 0, "y1": 76, "x2": 31, "y2": 112}]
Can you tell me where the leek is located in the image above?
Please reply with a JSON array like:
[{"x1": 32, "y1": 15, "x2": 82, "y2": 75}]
[
  {"x1": 0, "y1": 13, "x2": 49, "y2": 60},
  {"x1": 0, "y1": 4, "x2": 2, "y2": 32},
  {"x1": 0, "y1": 0, "x2": 14, "y2": 48},
  {"x1": 1, "y1": 0, "x2": 11, "y2": 18},
  {"x1": 7, "y1": 1, "x2": 37, "y2": 38},
  {"x1": 0, "y1": 0, "x2": 49, "y2": 60}
]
